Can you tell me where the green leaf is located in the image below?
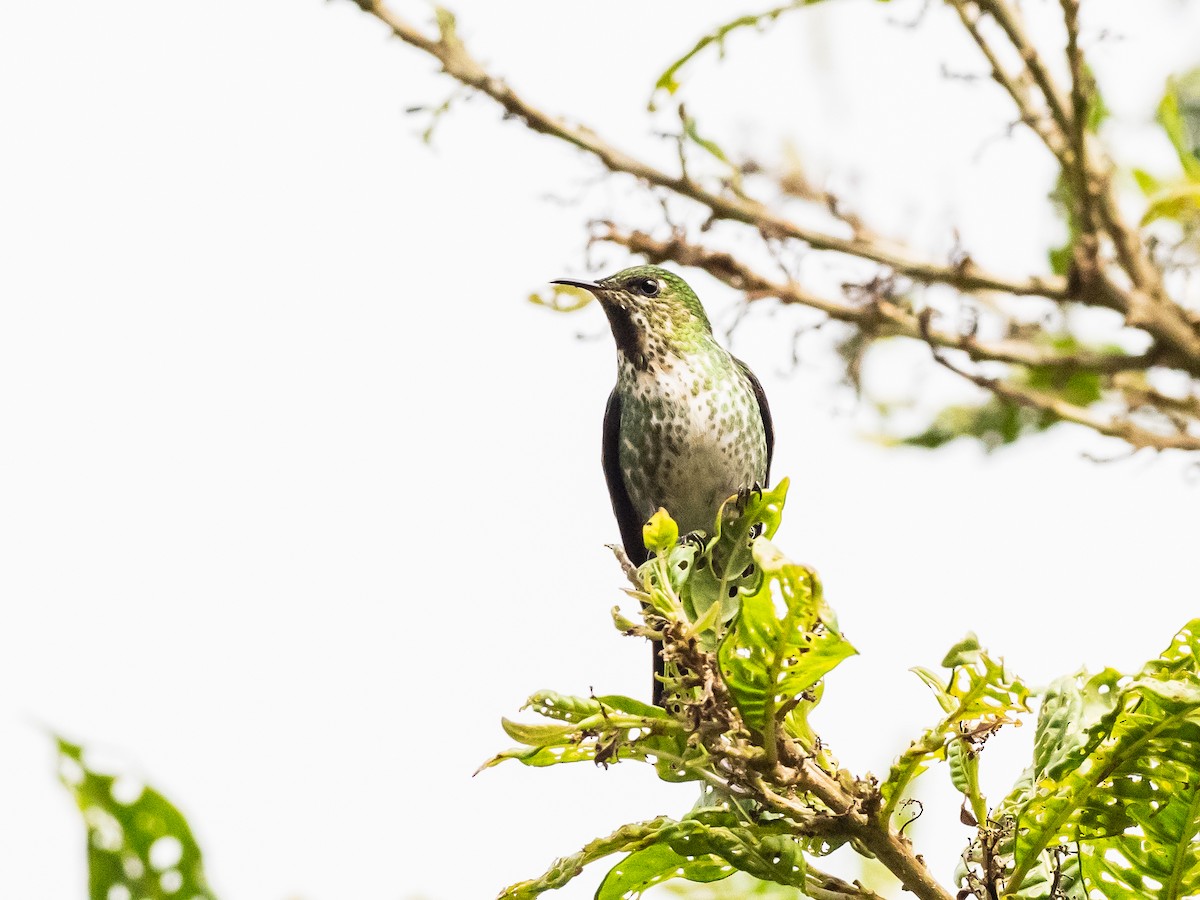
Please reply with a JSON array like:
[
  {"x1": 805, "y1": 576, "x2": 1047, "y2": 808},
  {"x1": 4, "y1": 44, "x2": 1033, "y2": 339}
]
[
  {"x1": 500, "y1": 717, "x2": 579, "y2": 746},
  {"x1": 502, "y1": 814, "x2": 812, "y2": 899},
  {"x1": 1031, "y1": 670, "x2": 1123, "y2": 783},
  {"x1": 480, "y1": 691, "x2": 693, "y2": 780},
  {"x1": 946, "y1": 736, "x2": 972, "y2": 797},
  {"x1": 55, "y1": 737, "x2": 217, "y2": 900},
  {"x1": 595, "y1": 694, "x2": 670, "y2": 719},
  {"x1": 1141, "y1": 182, "x2": 1200, "y2": 226},
  {"x1": 678, "y1": 112, "x2": 747, "y2": 193},
  {"x1": 717, "y1": 538, "x2": 856, "y2": 745},
  {"x1": 900, "y1": 396, "x2": 1040, "y2": 450},
  {"x1": 498, "y1": 817, "x2": 677, "y2": 898},
  {"x1": 881, "y1": 634, "x2": 1029, "y2": 820},
  {"x1": 1132, "y1": 168, "x2": 1163, "y2": 196},
  {"x1": 682, "y1": 116, "x2": 733, "y2": 167},
  {"x1": 1048, "y1": 243, "x2": 1073, "y2": 277},
  {"x1": 668, "y1": 826, "x2": 806, "y2": 888},
  {"x1": 644, "y1": 507, "x2": 680, "y2": 556},
  {"x1": 1024, "y1": 365, "x2": 1103, "y2": 408},
  {"x1": 529, "y1": 284, "x2": 594, "y2": 313},
  {"x1": 523, "y1": 690, "x2": 604, "y2": 722},
  {"x1": 651, "y1": 3, "x2": 818, "y2": 107},
  {"x1": 597, "y1": 843, "x2": 732, "y2": 899},
  {"x1": 1158, "y1": 71, "x2": 1200, "y2": 180},
  {"x1": 1136, "y1": 70, "x2": 1200, "y2": 228}
]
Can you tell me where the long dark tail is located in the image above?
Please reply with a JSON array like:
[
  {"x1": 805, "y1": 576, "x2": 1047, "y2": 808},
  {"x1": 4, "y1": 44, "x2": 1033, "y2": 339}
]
[
  {"x1": 620, "y1": 542, "x2": 664, "y2": 707},
  {"x1": 652, "y1": 639, "x2": 666, "y2": 707}
]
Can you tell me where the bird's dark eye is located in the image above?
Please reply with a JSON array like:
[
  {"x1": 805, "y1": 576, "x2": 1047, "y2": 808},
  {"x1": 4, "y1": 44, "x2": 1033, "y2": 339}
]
[{"x1": 635, "y1": 277, "x2": 660, "y2": 297}]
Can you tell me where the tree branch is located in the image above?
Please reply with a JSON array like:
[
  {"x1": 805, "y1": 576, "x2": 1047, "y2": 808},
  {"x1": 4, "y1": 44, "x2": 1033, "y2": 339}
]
[
  {"x1": 598, "y1": 224, "x2": 1159, "y2": 375},
  {"x1": 1059, "y1": 0, "x2": 1098, "y2": 250},
  {"x1": 345, "y1": 0, "x2": 1200, "y2": 450},
  {"x1": 752, "y1": 771, "x2": 955, "y2": 900},
  {"x1": 948, "y1": 0, "x2": 1069, "y2": 162},
  {"x1": 350, "y1": 0, "x2": 1067, "y2": 301},
  {"x1": 978, "y1": 0, "x2": 1073, "y2": 135},
  {"x1": 920, "y1": 313, "x2": 1200, "y2": 451},
  {"x1": 805, "y1": 864, "x2": 889, "y2": 900},
  {"x1": 945, "y1": 0, "x2": 1200, "y2": 367}
]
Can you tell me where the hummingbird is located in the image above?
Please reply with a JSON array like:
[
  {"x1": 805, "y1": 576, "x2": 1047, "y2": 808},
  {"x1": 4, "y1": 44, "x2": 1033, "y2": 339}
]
[{"x1": 552, "y1": 265, "x2": 774, "y2": 705}]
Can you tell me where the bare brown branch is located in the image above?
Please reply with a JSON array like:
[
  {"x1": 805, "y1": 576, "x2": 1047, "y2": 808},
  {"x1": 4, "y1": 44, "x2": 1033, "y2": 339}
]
[
  {"x1": 599, "y1": 224, "x2": 1158, "y2": 375},
  {"x1": 345, "y1": 0, "x2": 1200, "y2": 452},
  {"x1": 352, "y1": 0, "x2": 1067, "y2": 301},
  {"x1": 947, "y1": 0, "x2": 1200, "y2": 368},
  {"x1": 804, "y1": 868, "x2": 889, "y2": 900},
  {"x1": 1060, "y1": 0, "x2": 1097, "y2": 247},
  {"x1": 979, "y1": 0, "x2": 1073, "y2": 135},
  {"x1": 948, "y1": 1, "x2": 1069, "y2": 161},
  {"x1": 919, "y1": 313, "x2": 1200, "y2": 451}
]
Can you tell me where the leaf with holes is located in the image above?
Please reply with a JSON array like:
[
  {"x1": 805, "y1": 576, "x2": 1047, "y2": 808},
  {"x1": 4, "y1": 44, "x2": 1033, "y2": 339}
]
[
  {"x1": 717, "y1": 537, "x2": 855, "y2": 746},
  {"x1": 595, "y1": 842, "x2": 732, "y2": 898},
  {"x1": 997, "y1": 620, "x2": 1200, "y2": 898},
  {"x1": 479, "y1": 691, "x2": 693, "y2": 781},
  {"x1": 497, "y1": 817, "x2": 677, "y2": 899},
  {"x1": 500, "y1": 812, "x2": 810, "y2": 899},
  {"x1": 55, "y1": 737, "x2": 217, "y2": 900},
  {"x1": 598, "y1": 813, "x2": 809, "y2": 899},
  {"x1": 643, "y1": 507, "x2": 680, "y2": 556},
  {"x1": 682, "y1": 479, "x2": 789, "y2": 647},
  {"x1": 881, "y1": 634, "x2": 1030, "y2": 821}
]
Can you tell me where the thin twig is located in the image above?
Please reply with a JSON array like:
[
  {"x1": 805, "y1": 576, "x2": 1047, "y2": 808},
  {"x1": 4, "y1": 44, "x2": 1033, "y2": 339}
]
[
  {"x1": 948, "y1": 0, "x2": 1068, "y2": 161},
  {"x1": 945, "y1": 0, "x2": 1200, "y2": 364},
  {"x1": 1059, "y1": 0, "x2": 1098, "y2": 260},
  {"x1": 599, "y1": 225, "x2": 1161, "y2": 375},
  {"x1": 978, "y1": 0, "x2": 1073, "y2": 134},
  {"x1": 351, "y1": 0, "x2": 1067, "y2": 300},
  {"x1": 805, "y1": 863, "x2": 889, "y2": 900},
  {"x1": 345, "y1": 0, "x2": 1200, "y2": 451}
]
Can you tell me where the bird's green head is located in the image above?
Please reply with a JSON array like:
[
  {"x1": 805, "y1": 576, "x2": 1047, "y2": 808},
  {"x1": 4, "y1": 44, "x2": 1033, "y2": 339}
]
[{"x1": 552, "y1": 265, "x2": 714, "y2": 365}]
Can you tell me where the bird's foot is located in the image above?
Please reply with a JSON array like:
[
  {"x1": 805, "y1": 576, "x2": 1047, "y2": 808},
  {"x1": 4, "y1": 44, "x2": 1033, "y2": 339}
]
[
  {"x1": 734, "y1": 482, "x2": 764, "y2": 510},
  {"x1": 732, "y1": 484, "x2": 766, "y2": 541}
]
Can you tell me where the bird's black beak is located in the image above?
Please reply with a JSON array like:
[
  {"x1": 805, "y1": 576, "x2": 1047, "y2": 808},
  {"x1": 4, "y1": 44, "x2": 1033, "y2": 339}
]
[{"x1": 551, "y1": 278, "x2": 602, "y2": 293}]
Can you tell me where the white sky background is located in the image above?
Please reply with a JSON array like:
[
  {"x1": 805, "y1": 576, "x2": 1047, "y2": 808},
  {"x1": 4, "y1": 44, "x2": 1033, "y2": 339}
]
[{"x1": 1, "y1": 1, "x2": 1198, "y2": 898}]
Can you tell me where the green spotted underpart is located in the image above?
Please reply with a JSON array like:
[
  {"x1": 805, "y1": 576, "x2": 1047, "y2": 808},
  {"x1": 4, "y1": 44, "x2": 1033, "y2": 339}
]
[{"x1": 616, "y1": 347, "x2": 768, "y2": 535}]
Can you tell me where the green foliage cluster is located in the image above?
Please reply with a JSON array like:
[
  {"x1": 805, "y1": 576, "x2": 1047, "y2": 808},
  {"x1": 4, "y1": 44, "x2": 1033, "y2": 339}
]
[
  {"x1": 881, "y1": 634, "x2": 1031, "y2": 825},
  {"x1": 479, "y1": 490, "x2": 1200, "y2": 900},
  {"x1": 975, "y1": 624, "x2": 1200, "y2": 898},
  {"x1": 50, "y1": 488, "x2": 1200, "y2": 900}
]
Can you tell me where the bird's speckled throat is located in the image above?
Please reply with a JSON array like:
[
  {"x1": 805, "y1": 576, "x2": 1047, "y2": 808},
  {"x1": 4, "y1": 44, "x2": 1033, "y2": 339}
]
[{"x1": 592, "y1": 265, "x2": 717, "y2": 371}]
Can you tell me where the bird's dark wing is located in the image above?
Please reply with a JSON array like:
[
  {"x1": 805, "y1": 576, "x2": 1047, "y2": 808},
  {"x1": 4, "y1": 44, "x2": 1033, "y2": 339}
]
[
  {"x1": 602, "y1": 387, "x2": 648, "y2": 566},
  {"x1": 604, "y1": 388, "x2": 665, "y2": 705},
  {"x1": 735, "y1": 358, "x2": 775, "y2": 485}
]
